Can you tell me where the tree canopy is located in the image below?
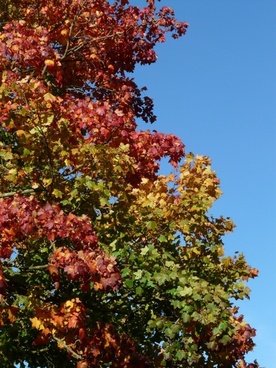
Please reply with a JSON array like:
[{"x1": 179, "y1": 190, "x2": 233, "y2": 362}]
[{"x1": 0, "y1": 1, "x2": 259, "y2": 367}]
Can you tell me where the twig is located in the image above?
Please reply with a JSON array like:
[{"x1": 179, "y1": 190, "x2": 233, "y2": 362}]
[{"x1": 53, "y1": 336, "x2": 83, "y2": 360}]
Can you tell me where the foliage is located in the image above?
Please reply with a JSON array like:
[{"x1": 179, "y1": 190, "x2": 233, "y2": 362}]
[{"x1": 0, "y1": 0, "x2": 259, "y2": 367}]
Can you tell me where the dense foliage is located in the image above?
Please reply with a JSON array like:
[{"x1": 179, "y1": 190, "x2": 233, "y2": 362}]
[{"x1": 0, "y1": 1, "x2": 259, "y2": 367}]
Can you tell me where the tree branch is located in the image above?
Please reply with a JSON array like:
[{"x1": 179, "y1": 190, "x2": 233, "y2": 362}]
[{"x1": 0, "y1": 189, "x2": 36, "y2": 198}]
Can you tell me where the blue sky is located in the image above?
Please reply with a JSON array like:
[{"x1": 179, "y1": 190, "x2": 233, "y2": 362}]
[{"x1": 135, "y1": 1, "x2": 276, "y2": 366}]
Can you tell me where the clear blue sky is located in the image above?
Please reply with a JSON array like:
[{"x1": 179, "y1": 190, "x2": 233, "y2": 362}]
[{"x1": 135, "y1": 1, "x2": 276, "y2": 367}]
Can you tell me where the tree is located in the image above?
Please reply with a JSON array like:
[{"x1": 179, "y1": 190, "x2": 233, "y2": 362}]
[{"x1": 0, "y1": 1, "x2": 259, "y2": 367}]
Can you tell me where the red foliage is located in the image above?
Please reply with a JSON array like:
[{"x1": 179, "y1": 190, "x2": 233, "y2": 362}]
[{"x1": 0, "y1": 195, "x2": 121, "y2": 292}]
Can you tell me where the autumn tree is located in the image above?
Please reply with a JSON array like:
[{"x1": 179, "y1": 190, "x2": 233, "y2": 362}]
[{"x1": 0, "y1": 1, "x2": 259, "y2": 367}]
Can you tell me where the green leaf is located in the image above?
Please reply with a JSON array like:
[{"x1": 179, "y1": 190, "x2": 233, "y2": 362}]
[
  {"x1": 175, "y1": 350, "x2": 186, "y2": 361},
  {"x1": 52, "y1": 188, "x2": 63, "y2": 198},
  {"x1": 182, "y1": 313, "x2": 191, "y2": 323},
  {"x1": 125, "y1": 279, "x2": 134, "y2": 288},
  {"x1": 40, "y1": 247, "x2": 48, "y2": 253},
  {"x1": 140, "y1": 246, "x2": 149, "y2": 255},
  {"x1": 154, "y1": 272, "x2": 169, "y2": 285},
  {"x1": 178, "y1": 286, "x2": 193, "y2": 297},
  {"x1": 135, "y1": 286, "x2": 144, "y2": 295},
  {"x1": 134, "y1": 270, "x2": 143, "y2": 280},
  {"x1": 146, "y1": 221, "x2": 157, "y2": 230},
  {"x1": 23, "y1": 148, "x2": 31, "y2": 156},
  {"x1": 158, "y1": 234, "x2": 167, "y2": 242},
  {"x1": 219, "y1": 334, "x2": 231, "y2": 345},
  {"x1": 121, "y1": 268, "x2": 131, "y2": 277},
  {"x1": 0, "y1": 151, "x2": 13, "y2": 160}
]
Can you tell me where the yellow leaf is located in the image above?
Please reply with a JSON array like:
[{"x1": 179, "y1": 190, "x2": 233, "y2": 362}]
[
  {"x1": 12, "y1": 44, "x2": 19, "y2": 51},
  {"x1": 57, "y1": 339, "x2": 65, "y2": 349},
  {"x1": 63, "y1": 300, "x2": 74, "y2": 311},
  {"x1": 44, "y1": 59, "x2": 55, "y2": 67},
  {"x1": 31, "y1": 316, "x2": 45, "y2": 331},
  {"x1": 15, "y1": 130, "x2": 28, "y2": 137},
  {"x1": 60, "y1": 29, "x2": 68, "y2": 37},
  {"x1": 7, "y1": 306, "x2": 19, "y2": 323},
  {"x1": 42, "y1": 177, "x2": 53, "y2": 187},
  {"x1": 31, "y1": 182, "x2": 40, "y2": 189},
  {"x1": 44, "y1": 92, "x2": 56, "y2": 103}
]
